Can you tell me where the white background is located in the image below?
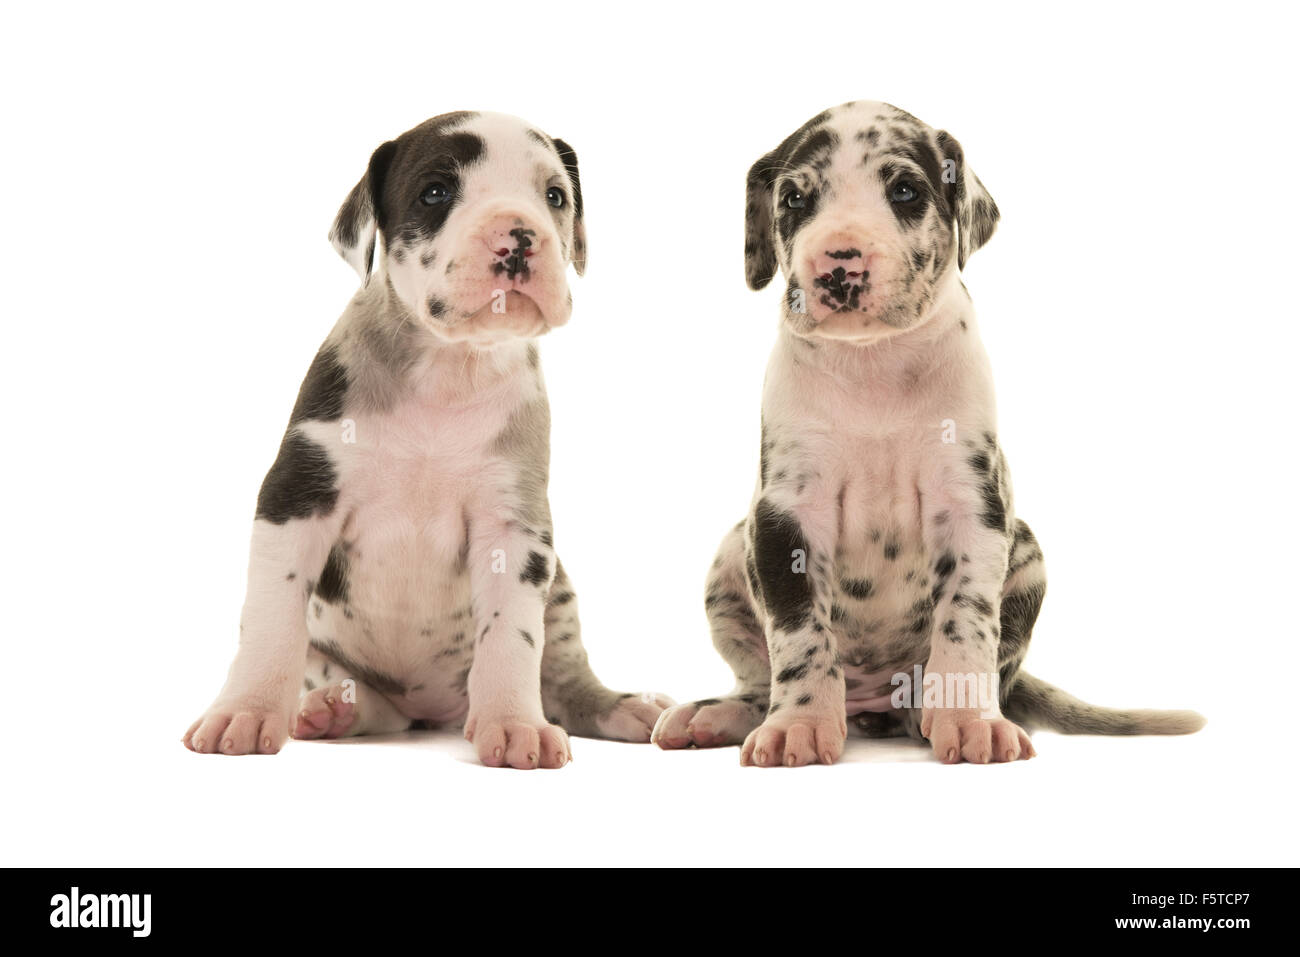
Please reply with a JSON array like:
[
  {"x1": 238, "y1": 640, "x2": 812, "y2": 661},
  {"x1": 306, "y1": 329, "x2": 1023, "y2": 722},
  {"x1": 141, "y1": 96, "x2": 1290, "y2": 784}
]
[{"x1": 3, "y1": 1, "x2": 1297, "y2": 867}]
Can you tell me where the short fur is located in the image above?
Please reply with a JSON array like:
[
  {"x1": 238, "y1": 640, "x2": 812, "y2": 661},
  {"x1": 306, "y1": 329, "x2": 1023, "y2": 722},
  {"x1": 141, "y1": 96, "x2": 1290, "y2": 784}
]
[
  {"x1": 654, "y1": 101, "x2": 1205, "y2": 766},
  {"x1": 185, "y1": 111, "x2": 670, "y2": 768}
]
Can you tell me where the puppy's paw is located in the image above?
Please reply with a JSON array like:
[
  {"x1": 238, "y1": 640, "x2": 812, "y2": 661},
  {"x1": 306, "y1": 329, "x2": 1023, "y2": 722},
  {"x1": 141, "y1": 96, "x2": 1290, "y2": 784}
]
[
  {"x1": 922, "y1": 708, "x2": 1035, "y2": 764},
  {"x1": 596, "y1": 691, "x2": 676, "y2": 743},
  {"x1": 292, "y1": 684, "x2": 356, "y2": 740},
  {"x1": 652, "y1": 697, "x2": 763, "y2": 749},
  {"x1": 465, "y1": 714, "x2": 571, "y2": 770},
  {"x1": 740, "y1": 711, "x2": 847, "y2": 767},
  {"x1": 183, "y1": 698, "x2": 291, "y2": 755}
]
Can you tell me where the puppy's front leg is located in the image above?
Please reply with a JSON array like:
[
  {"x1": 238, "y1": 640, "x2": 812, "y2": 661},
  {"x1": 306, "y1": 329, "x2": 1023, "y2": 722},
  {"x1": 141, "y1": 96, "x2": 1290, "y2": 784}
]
[
  {"x1": 185, "y1": 500, "x2": 341, "y2": 755},
  {"x1": 920, "y1": 438, "x2": 1034, "y2": 764},
  {"x1": 742, "y1": 495, "x2": 848, "y2": 767},
  {"x1": 463, "y1": 525, "x2": 571, "y2": 770}
]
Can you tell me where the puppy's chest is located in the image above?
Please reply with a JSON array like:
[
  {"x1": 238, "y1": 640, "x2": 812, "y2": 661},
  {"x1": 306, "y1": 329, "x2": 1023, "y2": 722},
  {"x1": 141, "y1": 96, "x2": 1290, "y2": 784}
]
[
  {"x1": 827, "y1": 437, "x2": 936, "y2": 699},
  {"x1": 304, "y1": 398, "x2": 514, "y2": 716},
  {"x1": 315, "y1": 397, "x2": 514, "y2": 611},
  {"x1": 339, "y1": 399, "x2": 503, "y2": 525}
]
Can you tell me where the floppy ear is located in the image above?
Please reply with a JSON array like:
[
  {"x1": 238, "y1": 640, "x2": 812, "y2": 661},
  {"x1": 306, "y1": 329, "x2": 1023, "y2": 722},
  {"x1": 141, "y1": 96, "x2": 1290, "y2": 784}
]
[
  {"x1": 934, "y1": 130, "x2": 999, "y2": 270},
  {"x1": 551, "y1": 137, "x2": 587, "y2": 275},
  {"x1": 328, "y1": 140, "x2": 398, "y2": 283},
  {"x1": 744, "y1": 149, "x2": 780, "y2": 290}
]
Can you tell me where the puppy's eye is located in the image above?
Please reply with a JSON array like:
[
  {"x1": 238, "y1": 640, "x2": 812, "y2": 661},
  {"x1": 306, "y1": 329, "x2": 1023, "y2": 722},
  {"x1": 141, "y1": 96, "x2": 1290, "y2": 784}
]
[
  {"x1": 784, "y1": 190, "x2": 806, "y2": 210},
  {"x1": 546, "y1": 186, "x2": 566, "y2": 209},
  {"x1": 890, "y1": 182, "x2": 918, "y2": 204},
  {"x1": 420, "y1": 182, "x2": 452, "y2": 206}
]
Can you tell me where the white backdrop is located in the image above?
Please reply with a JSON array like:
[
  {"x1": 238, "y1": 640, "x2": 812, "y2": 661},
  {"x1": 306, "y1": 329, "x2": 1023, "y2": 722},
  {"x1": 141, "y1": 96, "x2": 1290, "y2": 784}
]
[{"x1": 3, "y1": 0, "x2": 1297, "y2": 867}]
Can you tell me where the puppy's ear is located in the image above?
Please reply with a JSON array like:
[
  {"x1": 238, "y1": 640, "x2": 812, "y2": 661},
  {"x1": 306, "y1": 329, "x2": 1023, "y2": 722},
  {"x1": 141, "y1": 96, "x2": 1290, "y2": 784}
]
[
  {"x1": 744, "y1": 150, "x2": 780, "y2": 290},
  {"x1": 934, "y1": 130, "x2": 999, "y2": 270},
  {"x1": 328, "y1": 140, "x2": 398, "y2": 283},
  {"x1": 551, "y1": 137, "x2": 587, "y2": 275}
]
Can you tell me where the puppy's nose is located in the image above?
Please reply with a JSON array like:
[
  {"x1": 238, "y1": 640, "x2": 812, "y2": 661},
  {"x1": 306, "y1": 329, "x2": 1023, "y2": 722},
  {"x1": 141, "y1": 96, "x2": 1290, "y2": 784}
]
[
  {"x1": 811, "y1": 248, "x2": 868, "y2": 284},
  {"x1": 482, "y1": 216, "x2": 544, "y2": 282}
]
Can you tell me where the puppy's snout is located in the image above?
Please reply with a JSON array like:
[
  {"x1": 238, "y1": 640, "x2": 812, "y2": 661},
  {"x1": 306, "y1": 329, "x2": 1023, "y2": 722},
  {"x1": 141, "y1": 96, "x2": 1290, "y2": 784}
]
[{"x1": 481, "y1": 215, "x2": 546, "y2": 282}]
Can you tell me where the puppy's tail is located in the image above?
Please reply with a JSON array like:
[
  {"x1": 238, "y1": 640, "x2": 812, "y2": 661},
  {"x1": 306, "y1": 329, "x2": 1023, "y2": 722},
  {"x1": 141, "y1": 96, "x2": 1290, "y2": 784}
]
[{"x1": 1004, "y1": 671, "x2": 1206, "y2": 735}]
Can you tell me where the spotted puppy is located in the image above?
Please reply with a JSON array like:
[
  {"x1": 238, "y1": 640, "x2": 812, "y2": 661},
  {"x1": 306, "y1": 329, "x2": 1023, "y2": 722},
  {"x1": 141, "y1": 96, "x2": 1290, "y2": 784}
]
[
  {"x1": 653, "y1": 101, "x2": 1205, "y2": 767},
  {"x1": 184, "y1": 111, "x2": 672, "y2": 768}
]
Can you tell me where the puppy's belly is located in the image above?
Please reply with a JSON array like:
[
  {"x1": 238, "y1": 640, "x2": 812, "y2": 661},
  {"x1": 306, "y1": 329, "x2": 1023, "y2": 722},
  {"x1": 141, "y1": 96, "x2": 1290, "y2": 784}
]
[
  {"x1": 306, "y1": 522, "x2": 477, "y2": 724},
  {"x1": 833, "y1": 529, "x2": 935, "y2": 715}
]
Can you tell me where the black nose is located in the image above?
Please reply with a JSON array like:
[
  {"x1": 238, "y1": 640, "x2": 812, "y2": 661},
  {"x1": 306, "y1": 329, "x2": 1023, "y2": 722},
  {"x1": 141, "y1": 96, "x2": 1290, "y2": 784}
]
[
  {"x1": 492, "y1": 227, "x2": 537, "y2": 281},
  {"x1": 813, "y1": 266, "x2": 866, "y2": 309}
]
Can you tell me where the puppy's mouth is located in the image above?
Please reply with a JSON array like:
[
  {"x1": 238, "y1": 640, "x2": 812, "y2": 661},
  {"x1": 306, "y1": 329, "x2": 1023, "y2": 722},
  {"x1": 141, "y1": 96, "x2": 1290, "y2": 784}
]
[
  {"x1": 424, "y1": 290, "x2": 556, "y2": 345},
  {"x1": 785, "y1": 276, "x2": 923, "y2": 342}
]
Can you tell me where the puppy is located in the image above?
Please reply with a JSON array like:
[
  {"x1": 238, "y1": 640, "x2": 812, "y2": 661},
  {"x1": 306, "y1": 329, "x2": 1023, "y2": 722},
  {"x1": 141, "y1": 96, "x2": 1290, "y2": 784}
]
[
  {"x1": 184, "y1": 111, "x2": 671, "y2": 768},
  {"x1": 652, "y1": 101, "x2": 1205, "y2": 766}
]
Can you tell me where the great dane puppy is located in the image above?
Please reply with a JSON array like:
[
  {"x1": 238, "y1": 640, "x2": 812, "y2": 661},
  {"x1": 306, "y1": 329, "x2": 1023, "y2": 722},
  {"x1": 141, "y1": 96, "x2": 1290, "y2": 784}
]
[
  {"x1": 653, "y1": 101, "x2": 1205, "y2": 766},
  {"x1": 184, "y1": 111, "x2": 671, "y2": 768}
]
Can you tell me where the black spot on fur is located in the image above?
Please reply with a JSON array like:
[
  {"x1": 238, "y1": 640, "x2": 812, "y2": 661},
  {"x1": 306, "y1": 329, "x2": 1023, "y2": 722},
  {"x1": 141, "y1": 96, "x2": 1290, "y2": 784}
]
[
  {"x1": 776, "y1": 662, "x2": 810, "y2": 683},
  {"x1": 289, "y1": 344, "x2": 348, "y2": 425},
  {"x1": 977, "y1": 446, "x2": 1009, "y2": 532},
  {"x1": 752, "y1": 499, "x2": 812, "y2": 632},
  {"x1": 520, "y1": 551, "x2": 549, "y2": 586},
  {"x1": 315, "y1": 544, "x2": 350, "y2": 604},
  {"x1": 255, "y1": 431, "x2": 339, "y2": 525},
  {"x1": 931, "y1": 552, "x2": 957, "y2": 604},
  {"x1": 309, "y1": 639, "x2": 408, "y2": 697},
  {"x1": 840, "y1": 577, "x2": 873, "y2": 600}
]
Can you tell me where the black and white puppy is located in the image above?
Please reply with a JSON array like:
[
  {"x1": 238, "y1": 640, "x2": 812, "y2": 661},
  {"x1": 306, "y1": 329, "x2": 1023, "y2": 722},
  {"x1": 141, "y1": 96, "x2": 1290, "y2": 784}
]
[
  {"x1": 184, "y1": 111, "x2": 671, "y2": 768},
  {"x1": 653, "y1": 101, "x2": 1205, "y2": 766}
]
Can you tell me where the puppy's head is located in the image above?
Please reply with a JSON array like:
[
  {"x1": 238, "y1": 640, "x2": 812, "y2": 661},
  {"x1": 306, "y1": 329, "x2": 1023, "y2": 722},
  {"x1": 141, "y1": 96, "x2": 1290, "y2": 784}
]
[
  {"x1": 330, "y1": 111, "x2": 587, "y2": 346},
  {"x1": 744, "y1": 101, "x2": 998, "y2": 342}
]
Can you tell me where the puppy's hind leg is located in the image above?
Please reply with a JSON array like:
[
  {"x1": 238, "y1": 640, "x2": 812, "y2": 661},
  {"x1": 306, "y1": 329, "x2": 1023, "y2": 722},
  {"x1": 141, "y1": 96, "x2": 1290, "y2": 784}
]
[
  {"x1": 292, "y1": 644, "x2": 414, "y2": 740},
  {"x1": 539, "y1": 561, "x2": 675, "y2": 743},
  {"x1": 653, "y1": 523, "x2": 770, "y2": 750},
  {"x1": 996, "y1": 522, "x2": 1204, "y2": 735},
  {"x1": 994, "y1": 519, "x2": 1048, "y2": 700}
]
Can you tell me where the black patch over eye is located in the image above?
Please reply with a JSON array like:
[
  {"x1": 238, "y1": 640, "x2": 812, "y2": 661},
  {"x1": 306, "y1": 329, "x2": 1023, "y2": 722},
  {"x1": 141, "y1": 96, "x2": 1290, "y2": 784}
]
[
  {"x1": 890, "y1": 182, "x2": 919, "y2": 204},
  {"x1": 776, "y1": 185, "x2": 817, "y2": 249},
  {"x1": 546, "y1": 186, "x2": 566, "y2": 209},
  {"x1": 420, "y1": 182, "x2": 453, "y2": 206}
]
